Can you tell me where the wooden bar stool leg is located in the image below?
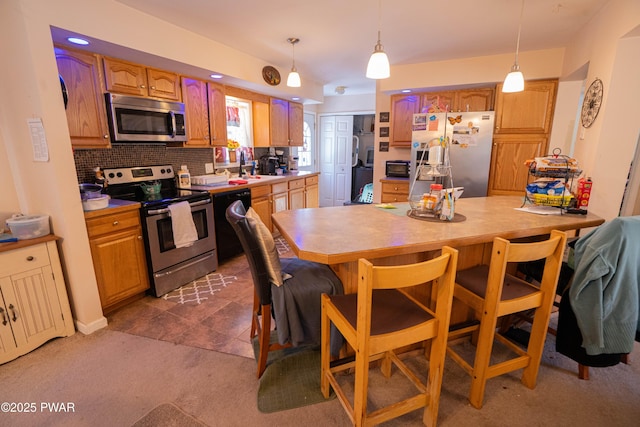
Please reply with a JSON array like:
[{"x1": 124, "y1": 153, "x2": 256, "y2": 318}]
[
  {"x1": 469, "y1": 311, "x2": 499, "y2": 409},
  {"x1": 353, "y1": 349, "x2": 370, "y2": 427},
  {"x1": 578, "y1": 364, "x2": 590, "y2": 380}
]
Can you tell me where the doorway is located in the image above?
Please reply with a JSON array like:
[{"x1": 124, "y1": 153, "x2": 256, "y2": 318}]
[{"x1": 318, "y1": 114, "x2": 375, "y2": 206}]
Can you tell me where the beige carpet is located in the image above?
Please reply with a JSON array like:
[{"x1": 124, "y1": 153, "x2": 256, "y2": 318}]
[{"x1": 0, "y1": 326, "x2": 639, "y2": 426}]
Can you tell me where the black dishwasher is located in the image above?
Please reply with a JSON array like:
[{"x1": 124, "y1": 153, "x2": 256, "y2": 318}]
[{"x1": 213, "y1": 189, "x2": 252, "y2": 261}]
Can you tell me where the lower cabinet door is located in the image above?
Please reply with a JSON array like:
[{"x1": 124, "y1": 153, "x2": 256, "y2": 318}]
[{"x1": 90, "y1": 227, "x2": 150, "y2": 309}]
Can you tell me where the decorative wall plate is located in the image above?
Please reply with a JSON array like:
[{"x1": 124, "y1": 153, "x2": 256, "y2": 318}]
[
  {"x1": 581, "y1": 78, "x2": 603, "y2": 128},
  {"x1": 262, "y1": 66, "x2": 281, "y2": 86}
]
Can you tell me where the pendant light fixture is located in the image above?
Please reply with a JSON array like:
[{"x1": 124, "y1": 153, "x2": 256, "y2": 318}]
[
  {"x1": 286, "y1": 37, "x2": 301, "y2": 88},
  {"x1": 366, "y1": 0, "x2": 390, "y2": 79},
  {"x1": 502, "y1": 0, "x2": 526, "y2": 93}
]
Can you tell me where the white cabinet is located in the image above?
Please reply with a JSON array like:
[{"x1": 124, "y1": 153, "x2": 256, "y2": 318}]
[{"x1": 0, "y1": 238, "x2": 75, "y2": 364}]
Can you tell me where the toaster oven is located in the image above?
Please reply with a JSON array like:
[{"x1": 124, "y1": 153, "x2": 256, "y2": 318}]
[{"x1": 386, "y1": 160, "x2": 410, "y2": 178}]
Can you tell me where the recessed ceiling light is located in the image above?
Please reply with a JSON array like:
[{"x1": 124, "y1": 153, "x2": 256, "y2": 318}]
[
  {"x1": 67, "y1": 37, "x2": 89, "y2": 45},
  {"x1": 210, "y1": 74, "x2": 223, "y2": 79},
  {"x1": 401, "y1": 89, "x2": 411, "y2": 93},
  {"x1": 292, "y1": 97, "x2": 300, "y2": 101}
]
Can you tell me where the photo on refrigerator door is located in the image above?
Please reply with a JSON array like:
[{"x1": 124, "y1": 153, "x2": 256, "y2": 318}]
[{"x1": 451, "y1": 124, "x2": 480, "y2": 147}]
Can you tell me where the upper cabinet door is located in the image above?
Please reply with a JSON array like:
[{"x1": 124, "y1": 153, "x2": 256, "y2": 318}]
[
  {"x1": 146, "y1": 68, "x2": 181, "y2": 101},
  {"x1": 494, "y1": 80, "x2": 558, "y2": 134},
  {"x1": 389, "y1": 94, "x2": 422, "y2": 147},
  {"x1": 55, "y1": 47, "x2": 110, "y2": 149},
  {"x1": 181, "y1": 77, "x2": 210, "y2": 147},
  {"x1": 288, "y1": 102, "x2": 304, "y2": 146},
  {"x1": 421, "y1": 91, "x2": 456, "y2": 112},
  {"x1": 207, "y1": 82, "x2": 227, "y2": 146},
  {"x1": 454, "y1": 88, "x2": 495, "y2": 112},
  {"x1": 103, "y1": 57, "x2": 148, "y2": 97},
  {"x1": 270, "y1": 98, "x2": 290, "y2": 146},
  {"x1": 103, "y1": 58, "x2": 180, "y2": 101}
]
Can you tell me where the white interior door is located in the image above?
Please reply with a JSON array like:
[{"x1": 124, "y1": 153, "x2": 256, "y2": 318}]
[
  {"x1": 334, "y1": 116, "x2": 353, "y2": 206},
  {"x1": 319, "y1": 115, "x2": 354, "y2": 206},
  {"x1": 319, "y1": 116, "x2": 336, "y2": 207}
]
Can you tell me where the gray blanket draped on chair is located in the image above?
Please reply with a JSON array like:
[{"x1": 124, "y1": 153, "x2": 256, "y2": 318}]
[{"x1": 272, "y1": 258, "x2": 344, "y2": 355}]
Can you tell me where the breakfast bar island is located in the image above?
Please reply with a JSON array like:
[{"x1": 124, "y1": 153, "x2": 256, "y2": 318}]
[{"x1": 272, "y1": 196, "x2": 604, "y2": 322}]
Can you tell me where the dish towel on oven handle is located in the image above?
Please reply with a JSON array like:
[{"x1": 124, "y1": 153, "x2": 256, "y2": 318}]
[{"x1": 168, "y1": 201, "x2": 198, "y2": 248}]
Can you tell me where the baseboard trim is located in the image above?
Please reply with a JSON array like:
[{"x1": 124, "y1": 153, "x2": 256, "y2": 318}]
[{"x1": 75, "y1": 316, "x2": 108, "y2": 334}]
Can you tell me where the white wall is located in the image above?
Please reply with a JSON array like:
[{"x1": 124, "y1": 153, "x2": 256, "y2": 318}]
[
  {"x1": 559, "y1": 0, "x2": 640, "y2": 219},
  {"x1": 548, "y1": 80, "x2": 583, "y2": 157}
]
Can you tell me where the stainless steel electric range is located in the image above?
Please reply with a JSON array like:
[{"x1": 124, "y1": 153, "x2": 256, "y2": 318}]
[{"x1": 104, "y1": 165, "x2": 217, "y2": 297}]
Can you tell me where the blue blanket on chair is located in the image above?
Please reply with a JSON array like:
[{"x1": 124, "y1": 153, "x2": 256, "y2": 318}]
[{"x1": 271, "y1": 258, "x2": 344, "y2": 356}]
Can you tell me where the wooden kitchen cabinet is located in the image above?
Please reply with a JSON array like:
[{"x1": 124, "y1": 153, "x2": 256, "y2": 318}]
[
  {"x1": 390, "y1": 88, "x2": 495, "y2": 146},
  {"x1": 271, "y1": 182, "x2": 289, "y2": 215},
  {"x1": 488, "y1": 134, "x2": 548, "y2": 196},
  {"x1": 494, "y1": 80, "x2": 557, "y2": 134},
  {"x1": 103, "y1": 57, "x2": 181, "y2": 101},
  {"x1": 270, "y1": 98, "x2": 304, "y2": 146},
  {"x1": 251, "y1": 184, "x2": 272, "y2": 231},
  {"x1": 421, "y1": 91, "x2": 456, "y2": 112},
  {"x1": 454, "y1": 88, "x2": 495, "y2": 112},
  {"x1": 85, "y1": 209, "x2": 150, "y2": 313},
  {"x1": 179, "y1": 77, "x2": 228, "y2": 147},
  {"x1": 380, "y1": 179, "x2": 410, "y2": 203},
  {"x1": 55, "y1": 46, "x2": 111, "y2": 149},
  {"x1": 253, "y1": 101, "x2": 271, "y2": 147},
  {"x1": 389, "y1": 94, "x2": 422, "y2": 147},
  {"x1": 488, "y1": 79, "x2": 557, "y2": 196},
  {"x1": 181, "y1": 77, "x2": 211, "y2": 147},
  {"x1": 207, "y1": 82, "x2": 227, "y2": 146},
  {"x1": 0, "y1": 238, "x2": 75, "y2": 365},
  {"x1": 305, "y1": 175, "x2": 319, "y2": 208},
  {"x1": 288, "y1": 102, "x2": 304, "y2": 146},
  {"x1": 288, "y1": 178, "x2": 305, "y2": 210}
]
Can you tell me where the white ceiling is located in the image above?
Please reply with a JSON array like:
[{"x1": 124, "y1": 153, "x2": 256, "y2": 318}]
[{"x1": 106, "y1": 0, "x2": 609, "y2": 96}]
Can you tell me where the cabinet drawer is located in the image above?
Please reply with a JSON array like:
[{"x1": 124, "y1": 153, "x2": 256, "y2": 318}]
[
  {"x1": 251, "y1": 184, "x2": 271, "y2": 199},
  {"x1": 289, "y1": 178, "x2": 304, "y2": 190},
  {"x1": 1, "y1": 243, "x2": 49, "y2": 276},
  {"x1": 305, "y1": 175, "x2": 318, "y2": 186},
  {"x1": 381, "y1": 181, "x2": 409, "y2": 194},
  {"x1": 86, "y1": 210, "x2": 141, "y2": 238},
  {"x1": 381, "y1": 193, "x2": 408, "y2": 203},
  {"x1": 272, "y1": 182, "x2": 288, "y2": 194}
]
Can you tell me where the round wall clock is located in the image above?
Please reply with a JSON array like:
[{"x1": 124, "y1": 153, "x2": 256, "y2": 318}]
[
  {"x1": 581, "y1": 78, "x2": 603, "y2": 128},
  {"x1": 262, "y1": 66, "x2": 281, "y2": 86}
]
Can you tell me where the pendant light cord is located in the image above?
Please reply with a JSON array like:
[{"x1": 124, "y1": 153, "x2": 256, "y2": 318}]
[
  {"x1": 514, "y1": 0, "x2": 525, "y2": 65},
  {"x1": 377, "y1": 0, "x2": 382, "y2": 41}
]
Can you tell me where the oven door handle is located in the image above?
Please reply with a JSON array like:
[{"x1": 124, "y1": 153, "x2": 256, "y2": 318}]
[{"x1": 146, "y1": 198, "x2": 211, "y2": 216}]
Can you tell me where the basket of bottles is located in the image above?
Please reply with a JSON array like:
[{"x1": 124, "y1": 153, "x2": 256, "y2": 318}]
[{"x1": 408, "y1": 183, "x2": 444, "y2": 218}]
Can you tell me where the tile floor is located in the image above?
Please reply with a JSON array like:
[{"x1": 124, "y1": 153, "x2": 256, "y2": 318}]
[{"x1": 106, "y1": 238, "x2": 294, "y2": 360}]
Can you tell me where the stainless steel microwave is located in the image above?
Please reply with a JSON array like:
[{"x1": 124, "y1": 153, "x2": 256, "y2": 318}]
[{"x1": 105, "y1": 93, "x2": 187, "y2": 143}]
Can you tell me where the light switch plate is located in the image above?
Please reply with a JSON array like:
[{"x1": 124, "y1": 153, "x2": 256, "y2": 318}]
[{"x1": 205, "y1": 163, "x2": 214, "y2": 174}]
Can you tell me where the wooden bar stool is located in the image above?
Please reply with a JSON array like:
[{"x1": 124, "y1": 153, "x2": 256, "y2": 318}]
[
  {"x1": 447, "y1": 230, "x2": 566, "y2": 409},
  {"x1": 321, "y1": 247, "x2": 458, "y2": 427}
]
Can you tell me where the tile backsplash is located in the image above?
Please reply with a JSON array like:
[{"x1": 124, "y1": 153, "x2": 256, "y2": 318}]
[{"x1": 73, "y1": 145, "x2": 215, "y2": 184}]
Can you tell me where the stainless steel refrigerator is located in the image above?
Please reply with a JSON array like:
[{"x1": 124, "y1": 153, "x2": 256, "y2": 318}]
[{"x1": 409, "y1": 111, "x2": 495, "y2": 198}]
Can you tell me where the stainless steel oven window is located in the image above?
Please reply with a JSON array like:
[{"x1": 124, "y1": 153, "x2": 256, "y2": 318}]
[
  {"x1": 154, "y1": 208, "x2": 209, "y2": 252},
  {"x1": 144, "y1": 201, "x2": 216, "y2": 273}
]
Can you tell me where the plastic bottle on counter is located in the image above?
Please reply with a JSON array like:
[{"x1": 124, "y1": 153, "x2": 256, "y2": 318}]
[
  {"x1": 177, "y1": 165, "x2": 191, "y2": 188},
  {"x1": 423, "y1": 183, "x2": 443, "y2": 210}
]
